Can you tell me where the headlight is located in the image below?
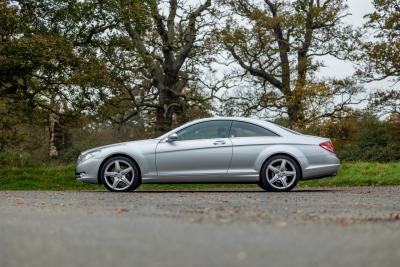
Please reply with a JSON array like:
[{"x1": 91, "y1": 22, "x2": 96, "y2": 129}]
[{"x1": 78, "y1": 150, "x2": 101, "y2": 163}]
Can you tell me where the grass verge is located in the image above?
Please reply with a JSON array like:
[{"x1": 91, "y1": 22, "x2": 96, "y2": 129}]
[{"x1": 0, "y1": 162, "x2": 399, "y2": 190}]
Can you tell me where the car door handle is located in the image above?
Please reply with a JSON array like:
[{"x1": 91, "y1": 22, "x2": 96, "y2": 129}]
[{"x1": 213, "y1": 140, "x2": 226, "y2": 145}]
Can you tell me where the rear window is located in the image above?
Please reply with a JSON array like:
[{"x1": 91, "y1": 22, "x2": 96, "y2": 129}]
[{"x1": 230, "y1": 121, "x2": 278, "y2": 137}]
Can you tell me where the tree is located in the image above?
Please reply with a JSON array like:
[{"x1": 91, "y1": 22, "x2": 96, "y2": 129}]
[
  {"x1": 1, "y1": 0, "x2": 218, "y2": 157},
  {"x1": 360, "y1": 0, "x2": 400, "y2": 115},
  {"x1": 80, "y1": 0, "x2": 216, "y2": 134},
  {"x1": 0, "y1": 1, "x2": 98, "y2": 156},
  {"x1": 220, "y1": 0, "x2": 361, "y2": 128},
  {"x1": 126, "y1": 0, "x2": 213, "y2": 133}
]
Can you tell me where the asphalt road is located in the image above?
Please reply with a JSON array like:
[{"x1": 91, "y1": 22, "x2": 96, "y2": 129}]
[{"x1": 1, "y1": 187, "x2": 400, "y2": 267}]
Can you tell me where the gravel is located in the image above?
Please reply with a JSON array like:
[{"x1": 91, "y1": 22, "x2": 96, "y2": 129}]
[{"x1": 1, "y1": 187, "x2": 400, "y2": 267}]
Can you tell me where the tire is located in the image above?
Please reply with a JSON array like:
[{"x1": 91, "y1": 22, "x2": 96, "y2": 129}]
[
  {"x1": 100, "y1": 156, "x2": 141, "y2": 192},
  {"x1": 259, "y1": 155, "x2": 300, "y2": 192},
  {"x1": 257, "y1": 181, "x2": 268, "y2": 190}
]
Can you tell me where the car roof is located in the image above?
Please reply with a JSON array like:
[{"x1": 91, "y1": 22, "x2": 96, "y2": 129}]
[
  {"x1": 190, "y1": 116, "x2": 268, "y2": 124},
  {"x1": 158, "y1": 116, "x2": 292, "y2": 139}
]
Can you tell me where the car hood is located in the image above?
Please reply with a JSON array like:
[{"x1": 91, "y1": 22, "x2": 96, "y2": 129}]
[{"x1": 81, "y1": 139, "x2": 160, "y2": 155}]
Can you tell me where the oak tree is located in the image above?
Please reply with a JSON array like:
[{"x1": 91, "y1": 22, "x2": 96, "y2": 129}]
[
  {"x1": 220, "y1": 0, "x2": 361, "y2": 128},
  {"x1": 89, "y1": 0, "x2": 216, "y2": 134},
  {"x1": 361, "y1": 0, "x2": 400, "y2": 115}
]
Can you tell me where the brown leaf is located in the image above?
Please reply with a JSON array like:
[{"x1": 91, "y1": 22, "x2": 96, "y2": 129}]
[
  {"x1": 188, "y1": 218, "x2": 203, "y2": 224},
  {"x1": 15, "y1": 198, "x2": 25, "y2": 205},
  {"x1": 276, "y1": 221, "x2": 287, "y2": 227},
  {"x1": 115, "y1": 208, "x2": 128, "y2": 214},
  {"x1": 339, "y1": 218, "x2": 349, "y2": 226}
]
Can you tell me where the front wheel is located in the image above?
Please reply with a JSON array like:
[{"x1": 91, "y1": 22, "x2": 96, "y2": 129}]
[
  {"x1": 258, "y1": 155, "x2": 300, "y2": 192},
  {"x1": 100, "y1": 156, "x2": 141, "y2": 192}
]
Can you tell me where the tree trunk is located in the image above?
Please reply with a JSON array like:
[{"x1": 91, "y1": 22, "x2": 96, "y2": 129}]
[
  {"x1": 287, "y1": 95, "x2": 305, "y2": 129},
  {"x1": 63, "y1": 129, "x2": 72, "y2": 149},
  {"x1": 155, "y1": 88, "x2": 183, "y2": 135},
  {"x1": 48, "y1": 100, "x2": 64, "y2": 157},
  {"x1": 48, "y1": 112, "x2": 59, "y2": 157},
  {"x1": 154, "y1": 72, "x2": 186, "y2": 135}
]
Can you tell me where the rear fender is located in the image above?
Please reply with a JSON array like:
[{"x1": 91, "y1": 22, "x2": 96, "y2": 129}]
[{"x1": 254, "y1": 145, "x2": 309, "y2": 174}]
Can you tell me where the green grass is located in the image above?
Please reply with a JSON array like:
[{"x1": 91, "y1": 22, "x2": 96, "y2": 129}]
[
  {"x1": 301, "y1": 162, "x2": 400, "y2": 187},
  {"x1": 0, "y1": 165, "x2": 98, "y2": 190},
  {"x1": 0, "y1": 162, "x2": 399, "y2": 190}
]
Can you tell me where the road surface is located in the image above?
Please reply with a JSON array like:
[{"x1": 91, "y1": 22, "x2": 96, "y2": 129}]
[{"x1": 1, "y1": 187, "x2": 400, "y2": 267}]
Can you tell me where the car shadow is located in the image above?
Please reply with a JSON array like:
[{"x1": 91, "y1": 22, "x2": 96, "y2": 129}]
[
  {"x1": 136, "y1": 189, "x2": 341, "y2": 193},
  {"x1": 82, "y1": 188, "x2": 341, "y2": 193}
]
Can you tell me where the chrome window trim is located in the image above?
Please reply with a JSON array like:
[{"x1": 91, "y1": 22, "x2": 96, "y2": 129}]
[
  {"x1": 229, "y1": 121, "x2": 281, "y2": 138},
  {"x1": 161, "y1": 120, "x2": 233, "y2": 142}
]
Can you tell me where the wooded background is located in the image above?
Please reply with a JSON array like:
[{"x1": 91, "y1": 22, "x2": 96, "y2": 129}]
[{"x1": 1, "y1": 0, "x2": 399, "y2": 165}]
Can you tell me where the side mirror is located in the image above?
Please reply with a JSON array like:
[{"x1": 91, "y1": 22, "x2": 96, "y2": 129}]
[{"x1": 167, "y1": 133, "x2": 178, "y2": 142}]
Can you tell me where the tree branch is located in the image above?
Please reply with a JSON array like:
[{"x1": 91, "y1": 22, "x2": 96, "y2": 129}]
[{"x1": 175, "y1": 0, "x2": 211, "y2": 70}]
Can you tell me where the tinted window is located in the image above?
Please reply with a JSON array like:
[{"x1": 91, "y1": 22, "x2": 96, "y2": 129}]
[
  {"x1": 176, "y1": 121, "x2": 232, "y2": 141},
  {"x1": 230, "y1": 121, "x2": 278, "y2": 137}
]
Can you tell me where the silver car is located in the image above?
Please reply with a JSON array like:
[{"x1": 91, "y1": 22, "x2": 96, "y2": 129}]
[{"x1": 76, "y1": 117, "x2": 340, "y2": 192}]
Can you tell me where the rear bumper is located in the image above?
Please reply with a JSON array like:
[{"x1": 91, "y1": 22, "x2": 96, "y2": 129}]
[{"x1": 302, "y1": 163, "x2": 340, "y2": 180}]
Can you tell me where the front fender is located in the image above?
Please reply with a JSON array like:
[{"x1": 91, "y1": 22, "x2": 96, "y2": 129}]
[{"x1": 96, "y1": 141, "x2": 158, "y2": 179}]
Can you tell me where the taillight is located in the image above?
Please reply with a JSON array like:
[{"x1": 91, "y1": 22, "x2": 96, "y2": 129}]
[{"x1": 320, "y1": 141, "x2": 336, "y2": 154}]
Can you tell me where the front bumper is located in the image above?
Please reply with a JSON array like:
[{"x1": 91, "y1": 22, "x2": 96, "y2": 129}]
[
  {"x1": 75, "y1": 158, "x2": 103, "y2": 184},
  {"x1": 76, "y1": 173, "x2": 98, "y2": 184}
]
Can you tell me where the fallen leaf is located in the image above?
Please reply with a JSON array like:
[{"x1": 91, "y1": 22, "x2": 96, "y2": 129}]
[
  {"x1": 389, "y1": 213, "x2": 400, "y2": 221},
  {"x1": 15, "y1": 198, "x2": 24, "y2": 205},
  {"x1": 188, "y1": 218, "x2": 202, "y2": 224},
  {"x1": 115, "y1": 208, "x2": 128, "y2": 214},
  {"x1": 276, "y1": 221, "x2": 287, "y2": 227},
  {"x1": 339, "y1": 218, "x2": 349, "y2": 226},
  {"x1": 219, "y1": 218, "x2": 232, "y2": 223}
]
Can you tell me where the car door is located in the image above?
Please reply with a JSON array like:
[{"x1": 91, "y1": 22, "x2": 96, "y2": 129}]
[
  {"x1": 228, "y1": 121, "x2": 281, "y2": 177},
  {"x1": 156, "y1": 120, "x2": 233, "y2": 180}
]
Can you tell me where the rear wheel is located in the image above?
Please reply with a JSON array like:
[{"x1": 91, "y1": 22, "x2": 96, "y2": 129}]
[
  {"x1": 259, "y1": 155, "x2": 300, "y2": 192},
  {"x1": 100, "y1": 156, "x2": 141, "y2": 192}
]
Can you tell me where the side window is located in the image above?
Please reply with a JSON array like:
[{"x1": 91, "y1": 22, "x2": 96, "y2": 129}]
[
  {"x1": 176, "y1": 121, "x2": 232, "y2": 141},
  {"x1": 230, "y1": 121, "x2": 278, "y2": 138}
]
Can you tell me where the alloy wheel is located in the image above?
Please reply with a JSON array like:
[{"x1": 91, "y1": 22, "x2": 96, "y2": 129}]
[
  {"x1": 266, "y1": 159, "x2": 297, "y2": 190},
  {"x1": 103, "y1": 159, "x2": 135, "y2": 191}
]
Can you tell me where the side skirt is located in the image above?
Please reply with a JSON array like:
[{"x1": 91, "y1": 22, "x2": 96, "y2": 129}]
[{"x1": 142, "y1": 174, "x2": 259, "y2": 184}]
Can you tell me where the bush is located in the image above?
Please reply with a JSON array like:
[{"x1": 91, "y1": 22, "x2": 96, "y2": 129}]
[
  {"x1": 338, "y1": 144, "x2": 400, "y2": 162},
  {"x1": 335, "y1": 113, "x2": 400, "y2": 162}
]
